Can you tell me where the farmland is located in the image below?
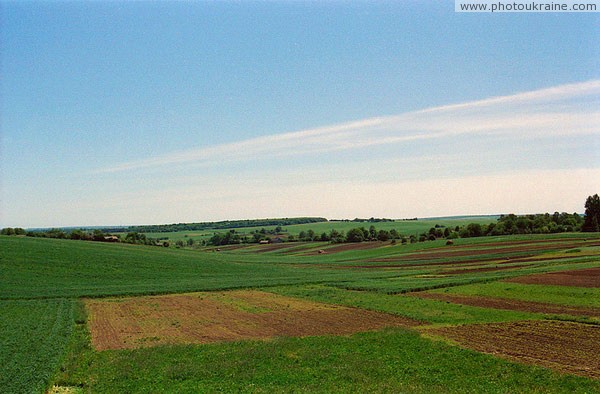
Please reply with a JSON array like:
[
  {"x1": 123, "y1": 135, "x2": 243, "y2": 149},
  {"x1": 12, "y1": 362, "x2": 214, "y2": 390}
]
[
  {"x1": 140, "y1": 216, "x2": 498, "y2": 244},
  {"x1": 2, "y1": 227, "x2": 600, "y2": 393}
]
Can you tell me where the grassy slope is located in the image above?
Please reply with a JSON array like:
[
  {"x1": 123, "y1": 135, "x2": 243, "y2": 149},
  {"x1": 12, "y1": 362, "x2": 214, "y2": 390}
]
[
  {"x1": 10, "y1": 233, "x2": 594, "y2": 300},
  {"x1": 0, "y1": 236, "x2": 399, "y2": 299}
]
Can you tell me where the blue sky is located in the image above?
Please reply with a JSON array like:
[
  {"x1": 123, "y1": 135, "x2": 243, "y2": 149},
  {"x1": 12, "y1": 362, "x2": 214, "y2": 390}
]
[{"x1": 1, "y1": 1, "x2": 599, "y2": 227}]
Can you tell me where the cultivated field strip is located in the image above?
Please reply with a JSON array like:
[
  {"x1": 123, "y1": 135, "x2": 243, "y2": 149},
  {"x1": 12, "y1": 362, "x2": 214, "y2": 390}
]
[
  {"x1": 85, "y1": 290, "x2": 419, "y2": 350},
  {"x1": 427, "y1": 320, "x2": 600, "y2": 379}
]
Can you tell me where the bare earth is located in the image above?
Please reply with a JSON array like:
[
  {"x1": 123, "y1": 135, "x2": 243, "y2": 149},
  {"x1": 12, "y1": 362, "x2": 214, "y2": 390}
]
[
  {"x1": 428, "y1": 320, "x2": 600, "y2": 379},
  {"x1": 506, "y1": 267, "x2": 600, "y2": 288},
  {"x1": 85, "y1": 290, "x2": 419, "y2": 350},
  {"x1": 369, "y1": 239, "x2": 600, "y2": 263},
  {"x1": 302, "y1": 241, "x2": 388, "y2": 255},
  {"x1": 412, "y1": 292, "x2": 600, "y2": 318}
]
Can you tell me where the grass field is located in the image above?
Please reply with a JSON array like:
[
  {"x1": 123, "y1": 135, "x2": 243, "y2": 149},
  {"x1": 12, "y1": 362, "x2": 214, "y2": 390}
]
[
  {"x1": 2, "y1": 230, "x2": 600, "y2": 393},
  {"x1": 0, "y1": 299, "x2": 74, "y2": 393}
]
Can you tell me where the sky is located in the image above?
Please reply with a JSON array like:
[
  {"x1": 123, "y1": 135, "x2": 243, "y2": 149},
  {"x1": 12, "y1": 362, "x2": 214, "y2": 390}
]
[{"x1": 1, "y1": 1, "x2": 599, "y2": 228}]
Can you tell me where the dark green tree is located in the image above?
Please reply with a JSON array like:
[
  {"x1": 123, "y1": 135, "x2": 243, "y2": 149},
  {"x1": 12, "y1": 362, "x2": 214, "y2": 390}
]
[
  {"x1": 329, "y1": 229, "x2": 345, "y2": 243},
  {"x1": 346, "y1": 228, "x2": 366, "y2": 243},
  {"x1": 369, "y1": 225, "x2": 377, "y2": 240},
  {"x1": 583, "y1": 194, "x2": 600, "y2": 232},
  {"x1": 376, "y1": 230, "x2": 390, "y2": 241}
]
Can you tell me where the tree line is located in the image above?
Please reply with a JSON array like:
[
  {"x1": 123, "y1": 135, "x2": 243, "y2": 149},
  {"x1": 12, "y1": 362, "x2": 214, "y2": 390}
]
[
  {"x1": 116, "y1": 217, "x2": 328, "y2": 234},
  {"x1": 205, "y1": 205, "x2": 594, "y2": 246},
  {"x1": 1, "y1": 228, "x2": 171, "y2": 247},
  {"x1": 3, "y1": 195, "x2": 599, "y2": 246}
]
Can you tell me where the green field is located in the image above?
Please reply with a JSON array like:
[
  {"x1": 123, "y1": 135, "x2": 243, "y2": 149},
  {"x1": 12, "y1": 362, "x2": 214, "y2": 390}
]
[
  {"x1": 2, "y1": 230, "x2": 600, "y2": 393},
  {"x1": 0, "y1": 299, "x2": 74, "y2": 393}
]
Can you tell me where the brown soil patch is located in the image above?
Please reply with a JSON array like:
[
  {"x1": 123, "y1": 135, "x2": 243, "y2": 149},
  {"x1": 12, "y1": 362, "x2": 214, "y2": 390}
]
[
  {"x1": 506, "y1": 267, "x2": 600, "y2": 288},
  {"x1": 302, "y1": 241, "x2": 388, "y2": 255},
  {"x1": 368, "y1": 253, "x2": 537, "y2": 265},
  {"x1": 441, "y1": 264, "x2": 530, "y2": 275},
  {"x1": 458, "y1": 237, "x2": 591, "y2": 248},
  {"x1": 369, "y1": 240, "x2": 600, "y2": 263},
  {"x1": 202, "y1": 244, "x2": 255, "y2": 252},
  {"x1": 251, "y1": 243, "x2": 301, "y2": 253},
  {"x1": 428, "y1": 320, "x2": 600, "y2": 379},
  {"x1": 345, "y1": 255, "x2": 580, "y2": 270},
  {"x1": 413, "y1": 292, "x2": 600, "y2": 318},
  {"x1": 85, "y1": 290, "x2": 419, "y2": 351}
]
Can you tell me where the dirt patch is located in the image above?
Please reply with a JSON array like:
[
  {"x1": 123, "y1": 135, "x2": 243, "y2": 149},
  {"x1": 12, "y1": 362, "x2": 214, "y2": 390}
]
[
  {"x1": 428, "y1": 320, "x2": 600, "y2": 379},
  {"x1": 346, "y1": 255, "x2": 582, "y2": 270},
  {"x1": 85, "y1": 290, "x2": 419, "y2": 351},
  {"x1": 302, "y1": 241, "x2": 388, "y2": 255},
  {"x1": 506, "y1": 267, "x2": 600, "y2": 288},
  {"x1": 441, "y1": 264, "x2": 530, "y2": 275},
  {"x1": 206, "y1": 244, "x2": 251, "y2": 252},
  {"x1": 412, "y1": 292, "x2": 600, "y2": 318},
  {"x1": 250, "y1": 243, "x2": 302, "y2": 253},
  {"x1": 456, "y1": 237, "x2": 591, "y2": 248},
  {"x1": 368, "y1": 253, "x2": 537, "y2": 265},
  {"x1": 369, "y1": 240, "x2": 600, "y2": 263}
]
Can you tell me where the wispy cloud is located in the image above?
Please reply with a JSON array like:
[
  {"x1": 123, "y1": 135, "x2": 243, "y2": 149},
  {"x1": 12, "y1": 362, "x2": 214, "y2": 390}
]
[{"x1": 96, "y1": 79, "x2": 600, "y2": 174}]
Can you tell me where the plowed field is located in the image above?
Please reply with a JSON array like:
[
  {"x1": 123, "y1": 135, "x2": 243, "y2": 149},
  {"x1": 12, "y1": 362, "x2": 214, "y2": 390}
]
[
  {"x1": 369, "y1": 239, "x2": 600, "y2": 263},
  {"x1": 86, "y1": 290, "x2": 419, "y2": 350},
  {"x1": 413, "y1": 292, "x2": 600, "y2": 318},
  {"x1": 302, "y1": 241, "x2": 388, "y2": 255},
  {"x1": 428, "y1": 320, "x2": 600, "y2": 379},
  {"x1": 507, "y1": 267, "x2": 600, "y2": 288}
]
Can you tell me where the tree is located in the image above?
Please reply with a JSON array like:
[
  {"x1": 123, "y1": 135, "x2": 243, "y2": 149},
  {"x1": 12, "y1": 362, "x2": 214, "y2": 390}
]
[
  {"x1": 376, "y1": 230, "x2": 390, "y2": 242},
  {"x1": 329, "y1": 229, "x2": 345, "y2": 243},
  {"x1": 582, "y1": 194, "x2": 600, "y2": 232},
  {"x1": 369, "y1": 225, "x2": 377, "y2": 240},
  {"x1": 466, "y1": 223, "x2": 483, "y2": 237},
  {"x1": 125, "y1": 232, "x2": 146, "y2": 244},
  {"x1": 346, "y1": 228, "x2": 366, "y2": 243},
  {"x1": 92, "y1": 229, "x2": 106, "y2": 242}
]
